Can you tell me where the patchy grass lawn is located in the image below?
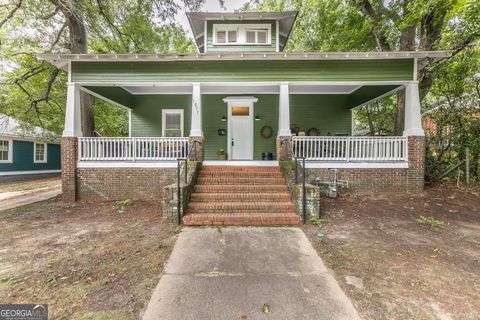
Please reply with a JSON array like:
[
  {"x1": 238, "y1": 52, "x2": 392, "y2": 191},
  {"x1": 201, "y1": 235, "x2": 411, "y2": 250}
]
[
  {"x1": 0, "y1": 197, "x2": 178, "y2": 319},
  {"x1": 304, "y1": 184, "x2": 480, "y2": 320}
]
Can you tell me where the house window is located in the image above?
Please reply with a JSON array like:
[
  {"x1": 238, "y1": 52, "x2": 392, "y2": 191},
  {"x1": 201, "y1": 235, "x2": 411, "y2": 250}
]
[
  {"x1": 213, "y1": 24, "x2": 271, "y2": 46},
  {"x1": 0, "y1": 139, "x2": 12, "y2": 163},
  {"x1": 215, "y1": 29, "x2": 237, "y2": 44},
  {"x1": 162, "y1": 110, "x2": 184, "y2": 137},
  {"x1": 34, "y1": 142, "x2": 47, "y2": 163},
  {"x1": 246, "y1": 29, "x2": 268, "y2": 44}
]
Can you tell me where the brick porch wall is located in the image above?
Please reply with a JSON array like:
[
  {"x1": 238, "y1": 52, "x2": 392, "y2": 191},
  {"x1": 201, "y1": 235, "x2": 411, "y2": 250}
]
[
  {"x1": 305, "y1": 136, "x2": 425, "y2": 194},
  {"x1": 61, "y1": 137, "x2": 77, "y2": 202},
  {"x1": 76, "y1": 168, "x2": 176, "y2": 201},
  {"x1": 61, "y1": 136, "x2": 425, "y2": 201}
]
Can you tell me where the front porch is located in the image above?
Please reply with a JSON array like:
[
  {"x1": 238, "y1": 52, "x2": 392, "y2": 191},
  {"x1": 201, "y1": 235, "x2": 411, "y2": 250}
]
[{"x1": 72, "y1": 80, "x2": 422, "y2": 166}]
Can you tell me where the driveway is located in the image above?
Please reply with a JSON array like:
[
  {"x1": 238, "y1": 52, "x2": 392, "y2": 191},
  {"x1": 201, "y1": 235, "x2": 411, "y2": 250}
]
[{"x1": 143, "y1": 227, "x2": 361, "y2": 320}]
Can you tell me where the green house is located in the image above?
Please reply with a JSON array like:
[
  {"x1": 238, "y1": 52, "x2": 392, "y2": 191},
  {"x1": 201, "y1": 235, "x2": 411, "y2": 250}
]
[{"x1": 38, "y1": 11, "x2": 451, "y2": 206}]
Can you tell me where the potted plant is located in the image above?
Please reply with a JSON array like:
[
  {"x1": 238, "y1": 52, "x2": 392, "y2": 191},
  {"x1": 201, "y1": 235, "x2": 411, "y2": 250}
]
[{"x1": 217, "y1": 149, "x2": 227, "y2": 160}]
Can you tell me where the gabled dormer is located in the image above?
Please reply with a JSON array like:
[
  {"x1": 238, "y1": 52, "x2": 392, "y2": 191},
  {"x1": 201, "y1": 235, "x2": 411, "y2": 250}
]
[{"x1": 186, "y1": 11, "x2": 298, "y2": 53}]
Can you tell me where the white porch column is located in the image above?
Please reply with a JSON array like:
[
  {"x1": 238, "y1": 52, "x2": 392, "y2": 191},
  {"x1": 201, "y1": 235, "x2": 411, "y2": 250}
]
[
  {"x1": 63, "y1": 83, "x2": 82, "y2": 137},
  {"x1": 403, "y1": 81, "x2": 424, "y2": 136},
  {"x1": 190, "y1": 82, "x2": 203, "y2": 136},
  {"x1": 278, "y1": 82, "x2": 291, "y2": 136}
]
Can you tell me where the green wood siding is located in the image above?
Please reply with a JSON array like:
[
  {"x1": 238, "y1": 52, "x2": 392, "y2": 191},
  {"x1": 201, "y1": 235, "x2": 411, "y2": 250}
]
[
  {"x1": 202, "y1": 95, "x2": 279, "y2": 160},
  {"x1": 71, "y1": 59, "x2": 414, "y2": 83},
  {"x1": 206, "y1": 20, "x2": 277, "y2": 53},
  {"x1": 202, "y1": 95, "x2": 227, "y2": 160},
  {"x1": 130, "y1": 95, "x2": 191, "y2": 137},
  {"x1": 0, "y1": 141, "x2": 60, "y2": 172},
  {"x1": 290, "y1": 95, "x2": 352, "y2": 136}
]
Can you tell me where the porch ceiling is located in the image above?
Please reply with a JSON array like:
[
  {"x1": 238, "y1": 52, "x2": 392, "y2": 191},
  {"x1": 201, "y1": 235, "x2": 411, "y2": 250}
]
[{"x1": 83, "y1": 83, "x2": 401, "y2": 110}]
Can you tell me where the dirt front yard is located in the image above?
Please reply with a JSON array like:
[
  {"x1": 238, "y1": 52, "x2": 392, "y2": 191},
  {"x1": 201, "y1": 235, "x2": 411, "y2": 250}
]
[
  {"x1": 304, "y1": 184, "x2": 480, "y2": 320},
  {"x1": 0, "y1": 197, "x2": 178, "y2": 319}
]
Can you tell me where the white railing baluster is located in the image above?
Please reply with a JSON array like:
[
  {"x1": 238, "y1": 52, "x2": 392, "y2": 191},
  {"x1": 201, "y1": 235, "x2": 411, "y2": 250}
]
[
  {"x1": 291, "y1": 136, "x2": 407, "y2": 162},
  {"x1": 77, "y1": 137, "x2": 189, "y2": 161}
]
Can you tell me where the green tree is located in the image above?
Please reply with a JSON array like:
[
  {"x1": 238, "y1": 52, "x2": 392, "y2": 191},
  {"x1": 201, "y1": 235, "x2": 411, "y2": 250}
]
[
  {"x1": 246, "y1": 0, "x2": 480, "y2": 134},
  {"x1": 0, "y1": 0, "x2": 202, "y2": 136}
]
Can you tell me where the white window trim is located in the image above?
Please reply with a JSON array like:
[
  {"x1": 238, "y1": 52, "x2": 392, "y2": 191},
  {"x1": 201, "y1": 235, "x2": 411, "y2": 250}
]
[
  {"x1": 33, "y1": 142, "x2": 48, "y2": 163},
  {"x1": 245, "y1": 28, "x2": 269, "y2": 45},
  {"x1": 213, "y1": 24, "x2": 272, "y2": 46},
  {"x1": 0, "y1": 138, "x2": 13, "y2": 163},
  {"x1": 162, "y1": 109, "x2": 184, "y2": 137}
]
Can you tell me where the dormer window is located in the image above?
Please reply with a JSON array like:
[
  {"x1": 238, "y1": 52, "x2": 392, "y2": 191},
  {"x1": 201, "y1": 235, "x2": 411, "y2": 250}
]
[
  {"x1": 214, "y1": 26, "x2": 238, "y2": 44},
  {"x1": 213, "y1": 24, "x2": 271, "y2": 46},
  {"x1": 246, "y1": 29, "x2": 268, "y2": 44}
]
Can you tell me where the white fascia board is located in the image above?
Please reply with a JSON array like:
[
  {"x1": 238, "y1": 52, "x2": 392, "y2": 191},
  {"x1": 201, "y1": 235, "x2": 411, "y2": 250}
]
[
  {"x1": 305, "y1": 162, "x2": 409, "y2": 169},
  {"x1": 77, "y1": 161, "x2": 178, "y2": 168},
  {"x1": 0, "y1": 169, "x2": 61, "y2": 176}
]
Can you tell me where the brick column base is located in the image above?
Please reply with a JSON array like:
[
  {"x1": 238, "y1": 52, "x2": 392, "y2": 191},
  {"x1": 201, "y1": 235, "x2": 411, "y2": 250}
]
[
  {"x1": 61, "y1": 137, "x2": 78, "y2": 202},
  {"x1": 276, "y1": 136, "x2": 292, "y2": 161},
  {"x1": 188, "y1": 136, "x2": 204, "y2": 162},
  {"x1": 407, "y1": 136, "x2": 425, "y2": 192}
]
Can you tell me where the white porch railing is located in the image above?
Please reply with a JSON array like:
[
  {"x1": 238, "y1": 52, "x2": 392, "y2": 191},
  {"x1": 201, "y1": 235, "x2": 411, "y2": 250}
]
[
  {"x1": 78, "y1": 137, "x2": 189, "y2": 161},
  {"x1": 292, "y1": 136, "x2": 408, "y2": 162}
]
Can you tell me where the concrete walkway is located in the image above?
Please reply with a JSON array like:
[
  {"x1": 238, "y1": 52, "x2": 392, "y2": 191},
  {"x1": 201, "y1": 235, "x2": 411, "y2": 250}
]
[
  {"x1": 143, "y1": 227, "x2": 361, "y2": 320},
  {"x1": 0, "y1": 187, "x2": 61, "y2": 212}
]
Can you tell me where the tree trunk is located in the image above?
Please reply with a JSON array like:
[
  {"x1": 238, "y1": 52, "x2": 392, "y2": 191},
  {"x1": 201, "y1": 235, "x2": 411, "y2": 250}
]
[{"x1": 55, "y1": 0, "x2": 95, "y2": 136}]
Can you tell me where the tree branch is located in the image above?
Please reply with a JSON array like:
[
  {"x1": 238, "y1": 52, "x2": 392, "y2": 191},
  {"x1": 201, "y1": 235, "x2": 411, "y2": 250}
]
[
  {"x1": 0, "y1": 0, "x2": 22, "y2": 29},
  {"x1": 354, "y1": 0, "x2": 391, "y2": 51},
  {"x1": 94, "y1": 0, "x2": 131, "y2": 51},
  {"x1": 49, "y1": 21, "x2": 67, "y2": 51}
]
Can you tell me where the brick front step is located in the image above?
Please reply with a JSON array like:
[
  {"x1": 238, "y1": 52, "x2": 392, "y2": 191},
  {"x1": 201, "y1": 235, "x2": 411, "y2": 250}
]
[
  {"x1": 188, "y1": 201, "x2": 296, "y2": 213},
  {"x1": 183, "y1": 213, "x2": 300, "y2": 226},
  {"x1": 193, "y1": 185, "x2": 288, "y2": 193},
  {"x1": 201, "y1": 166, "x2": 280, "y2": 172},
  {"x1": 190, "y1": 192, "x2": 292, "y2": 202},
  {"x1": 186, "y1": 165, "x2": 299, "y2": 226},
  {"x1": 197, "y1": 177, "x2": 285, "y2": 185},
  {"x1": 198, "y1": 171, "x2": 283, "y2": 178}
]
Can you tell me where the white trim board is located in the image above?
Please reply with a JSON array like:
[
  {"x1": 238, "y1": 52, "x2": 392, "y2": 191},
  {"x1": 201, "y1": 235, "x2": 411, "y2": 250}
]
[
  {"x1": 0, "y1": 169, "x2": 61, "y2": 176},
  {"x1": 77, "y1": 161, "x2": 178, "y2": 168},
  {"x1": 33, "y1": 142, "x2": 48, "y2": 163},
  {"x1": 203, "y1": 160, "x2": 279, "y2": 167},
  {"x1": 305, "y1": 162, "x2": 409, "y2": 169},
  {"x1": 0, "y1": 138, "x2": 13, "y2": 163},
  {"x1": 161, "y1": 109, "x2": 184, "y2": 137}
]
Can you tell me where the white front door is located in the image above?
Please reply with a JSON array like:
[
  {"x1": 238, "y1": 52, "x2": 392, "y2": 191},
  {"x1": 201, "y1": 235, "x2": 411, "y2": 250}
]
[
  {"x1": 224, "y1": 97, "x2": 257, "y2": 160},
  {"x1": 231, "y1": 109, "x2": 252, "y2": 160}
]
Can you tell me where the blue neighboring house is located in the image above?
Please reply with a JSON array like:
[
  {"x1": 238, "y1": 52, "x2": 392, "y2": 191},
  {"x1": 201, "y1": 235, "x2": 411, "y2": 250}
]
[{"x1": 0, "y1": 113, "x2": 61, "y2": 177}]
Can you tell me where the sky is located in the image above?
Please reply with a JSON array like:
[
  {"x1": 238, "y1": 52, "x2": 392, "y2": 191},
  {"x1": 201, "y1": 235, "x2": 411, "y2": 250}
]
[{"x1": 176, "y1": 0, "x2": 250, "y2": 37}]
